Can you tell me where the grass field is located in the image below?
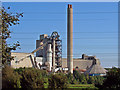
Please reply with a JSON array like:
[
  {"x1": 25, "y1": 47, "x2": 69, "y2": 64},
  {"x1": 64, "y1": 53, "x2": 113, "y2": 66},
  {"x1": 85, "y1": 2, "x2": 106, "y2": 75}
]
[
  {"x1": 44, "y1": 84, "x2": 98, "y2": 89},
  {"x1": 68, "y1": 84, "x2": 98, "y2": 89}
]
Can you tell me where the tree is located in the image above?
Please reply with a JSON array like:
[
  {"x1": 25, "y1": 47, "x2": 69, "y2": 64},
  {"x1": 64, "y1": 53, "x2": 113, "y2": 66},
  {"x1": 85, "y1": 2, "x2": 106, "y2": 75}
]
[
  {"x1": 87, "y1": 76, "x2": 94, "y2": 84},
  {"x1": 66, "y1": 73, "x2": 75, "y2": 84},
  {"x1": 2, "y1": 65, "x2": 21, "y2": 88},
  {"x1": 73, "y1": 70, "x2": 79, "y2": 81},
  {"x1": 48, "y1": 73, "x2": 68, "y2": 89},
  {"x1": 95, "y1": 67, "x2": 120, "y2": 89},
  {"x1": 94, "y1": 76, "x2": 104, "y2": 85},
  {"x1": 21, "y1": 68, "x2": 45, "y2": 88},
  {"x1": 78, "y1": 74, "x2": 87, "y2": 84},
  {"x1": 1, "y1": 7, "x2": 23, "y2": 65},
  {"x1": 73, "y1": 70, "x2": 87, "y2": 84},
  {"x1": 102, "y1": 67, "x2": 120, "y2": 89}
]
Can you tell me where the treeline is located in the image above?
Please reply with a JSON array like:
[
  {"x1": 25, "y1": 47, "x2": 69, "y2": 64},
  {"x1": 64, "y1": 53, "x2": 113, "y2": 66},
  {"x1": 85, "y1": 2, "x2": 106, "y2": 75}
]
[
  {"x1": 2, "y1": 66, "x2": 120, "y2": 89},
  {"x1": 2, "y1": 66, "x2": 68, "y2": 89},
  {"x1": 95, "y1": 67, "x2": 120, "y2": 89},
  {"x1": 66, "y1": 70, "x2": 104, "y2": 85}
]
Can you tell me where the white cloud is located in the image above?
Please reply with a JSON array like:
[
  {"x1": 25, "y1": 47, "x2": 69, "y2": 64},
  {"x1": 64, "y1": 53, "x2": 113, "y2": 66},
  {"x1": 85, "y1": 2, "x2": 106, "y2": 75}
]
[{"x1": 0, "y1": 0, "x2": 119, "y2": 2}]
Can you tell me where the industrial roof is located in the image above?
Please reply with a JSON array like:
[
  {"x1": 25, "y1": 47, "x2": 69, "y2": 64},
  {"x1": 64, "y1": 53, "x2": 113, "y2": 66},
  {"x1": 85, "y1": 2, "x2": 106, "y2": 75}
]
[{"x1": 85, "y1": 64, "x2": 106, "y2": 74}]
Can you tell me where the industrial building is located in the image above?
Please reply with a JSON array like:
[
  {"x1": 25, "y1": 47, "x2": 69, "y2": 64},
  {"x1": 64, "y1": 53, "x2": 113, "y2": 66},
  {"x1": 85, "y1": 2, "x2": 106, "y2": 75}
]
[
  {"x1": 10, "y1": 4, "x2": 106, "y2": 76},
  {"x1": 11, "y1": 50, "x2": 106, "y2": 75},
  {"x1": 11, "y1": 32, "x2": 62, "y2": 72}
]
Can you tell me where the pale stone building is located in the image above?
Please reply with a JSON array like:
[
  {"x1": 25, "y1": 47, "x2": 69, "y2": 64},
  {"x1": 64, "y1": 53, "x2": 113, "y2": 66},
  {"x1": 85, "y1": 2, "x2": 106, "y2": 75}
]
[
  {"x1": 10, "y1": 52, "x2": 106, "y2": 76},
  {"x1": 62, "y1": 54, "x2": 106, "y2": 76},
  {"x1": 11, "y1": 52, "x2": 34, "y2": 68}
]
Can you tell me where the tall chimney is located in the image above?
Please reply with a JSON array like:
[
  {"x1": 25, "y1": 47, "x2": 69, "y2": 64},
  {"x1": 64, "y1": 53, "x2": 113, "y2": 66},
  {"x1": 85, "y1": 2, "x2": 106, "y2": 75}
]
[{"x1": 67, "y1": 4, "x2": 73, "y2": 73}]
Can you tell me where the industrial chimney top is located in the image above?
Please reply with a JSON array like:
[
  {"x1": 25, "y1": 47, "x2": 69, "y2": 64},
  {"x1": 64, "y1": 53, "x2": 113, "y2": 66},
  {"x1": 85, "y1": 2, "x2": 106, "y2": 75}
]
[{"x1": 68, "y1": 4, "x2": 72, "y2": 8}]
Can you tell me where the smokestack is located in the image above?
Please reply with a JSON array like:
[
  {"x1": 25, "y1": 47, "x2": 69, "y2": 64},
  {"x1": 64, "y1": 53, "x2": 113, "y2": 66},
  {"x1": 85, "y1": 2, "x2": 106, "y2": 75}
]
[{"x1": 67, "y1": 4, "x2": 73, "y2": 73}]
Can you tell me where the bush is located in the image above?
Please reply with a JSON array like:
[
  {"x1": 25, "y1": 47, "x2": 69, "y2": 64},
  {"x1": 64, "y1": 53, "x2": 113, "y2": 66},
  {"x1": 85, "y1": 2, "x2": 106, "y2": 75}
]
[
  {"x1": 66, "y1": 73, "x2": 78, "y2": 84},
  {"x1": 95, "y1": 67, "x2": 120, "y2": 89},
  {"x1": 3, "y1": 67, "x2": 48, "y2": 88},
  {"x1": 20, "y1": 68, "x2": 45, "y2": 88},
  {"x1": 101, "y1": 67, "x2": 120, "y2": 89},
  {"x1": 73, "y1": 70, "x2": 105, "y2": 85},
  {"x1": 73, "y1": 70, "x2": 87, "y2": 84},
  {"x1": 14, "y1": 67, "x2": 25, "y2": 75},
  {"x1": 73, "y1": 70, "x2": 80, "y2": 81},
  {"x1": 94, "y1": 76, "x2": 104, "y2": 85},
  {"x1": 48, "y1": 73, "x2": 68, "y2": 89},
  {"x1": 2, "y1": 65, "x2": 21, "y2": 88},
  {"x1": 79, "y1": 74, "x2": 87, "y2": 84},
  {"x1": 87, "y1": 76, "x2": 94, "y2": 84}
]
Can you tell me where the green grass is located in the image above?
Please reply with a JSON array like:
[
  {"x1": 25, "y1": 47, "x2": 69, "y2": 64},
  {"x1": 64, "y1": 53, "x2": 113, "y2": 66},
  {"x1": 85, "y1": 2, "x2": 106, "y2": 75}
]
[
  {"x1": 68, "y1": 84, "x2": 98, "y2": 89},
  {"x1": 44, "y1": 84, "x2": 98, "y2": 89}
]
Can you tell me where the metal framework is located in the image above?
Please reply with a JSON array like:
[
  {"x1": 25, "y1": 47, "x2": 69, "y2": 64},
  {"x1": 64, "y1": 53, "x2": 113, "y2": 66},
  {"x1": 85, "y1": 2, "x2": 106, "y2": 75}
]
[{"x1": 51, "y1": 32, "x2": 62, "y2": 68}]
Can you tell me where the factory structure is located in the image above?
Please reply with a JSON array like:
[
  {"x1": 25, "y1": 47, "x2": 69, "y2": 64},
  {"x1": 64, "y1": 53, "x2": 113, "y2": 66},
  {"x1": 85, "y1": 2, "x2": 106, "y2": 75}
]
[
  {"x1": 10, "y1": 4, "x2": 106, "y2": 76},
  {"x1": 35, "y1": 32, "x2": 62, "y2": 72}
]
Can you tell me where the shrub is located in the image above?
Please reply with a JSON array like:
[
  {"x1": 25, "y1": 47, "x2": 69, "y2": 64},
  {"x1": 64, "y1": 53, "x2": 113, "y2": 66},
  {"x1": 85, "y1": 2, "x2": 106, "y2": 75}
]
[
  {"x1": 94, "y1": 76, "x2": 104, "y2": 85},
  {"x1": 95, "y1": 67, "x2": 120, "y2": 89},
  {"x1": 73, "y1": 70, "x2": 80, "y2": 81},
  {"x1": 87, "y1": 76, "x2": 94, "y2": 84},
  {"x1": 66, "y1": 73, "x2": 76, "y2": 84},
  {"x1": 2, "y1": 65, "x2": 21, "y2": 88},
  {"x1": 48, "y1": 73, "x2": 68, "y2": 89},
  {"x1": 73, "y1": 70, "x2": 87, "y2": 84},
  {"x1": 20, "y1": 68, "x2": 45, "y2": 88},
  {"x1": 14, "y1": 67, "x2": 25, "y2": 75},
  {"x1": 102, "y1": 67, "x2": 120, "y2": 89}
]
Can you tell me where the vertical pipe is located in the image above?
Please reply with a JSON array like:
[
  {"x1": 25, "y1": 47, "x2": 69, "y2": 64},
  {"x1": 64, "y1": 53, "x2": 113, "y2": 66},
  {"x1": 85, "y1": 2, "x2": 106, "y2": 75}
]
[
  {"x1": 47, "y1": 44, "x2": 52, "y2": 71},
  {"x1": 52, "y1": 39, "x2": 55, "y2": 72},
  {"x1": 67, "y1": 4, "x2": 73, "y2": 73}
]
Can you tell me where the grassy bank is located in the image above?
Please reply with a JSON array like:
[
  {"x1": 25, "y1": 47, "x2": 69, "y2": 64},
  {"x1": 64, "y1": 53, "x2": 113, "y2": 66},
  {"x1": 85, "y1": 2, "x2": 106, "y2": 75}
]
[
  {"x1": 68, "y1": 84, "x2": 98, "y2": 89},
  {"x1": 44, "y1": 84, "x2": 98, "y2": 89}
]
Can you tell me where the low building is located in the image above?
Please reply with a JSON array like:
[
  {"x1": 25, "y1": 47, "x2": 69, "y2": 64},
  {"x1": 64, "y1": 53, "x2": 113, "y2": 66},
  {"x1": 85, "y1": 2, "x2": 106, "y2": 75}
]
[
  {"x1": 11, "y1": 52, "x2": 34, "y2": 68},
  {"x1": 62, "y1": 54, "x2": 106, "y2": 75},
  {"x1": 62, "y1": 58, "x2": 93, "y2": 71},
  {"x1": 10, "y1": 52, "x2": 106, "y2": 76}
]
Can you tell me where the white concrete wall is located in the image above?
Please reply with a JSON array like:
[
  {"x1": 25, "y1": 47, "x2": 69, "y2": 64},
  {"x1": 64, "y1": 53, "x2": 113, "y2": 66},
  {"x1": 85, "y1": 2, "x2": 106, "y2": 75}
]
[
  {"x1": 36, "y1": 57, "x2": 43, "y2": 65},
  {"x1": 11, "y1": 52, "x2": 34, "y2": 68}
]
